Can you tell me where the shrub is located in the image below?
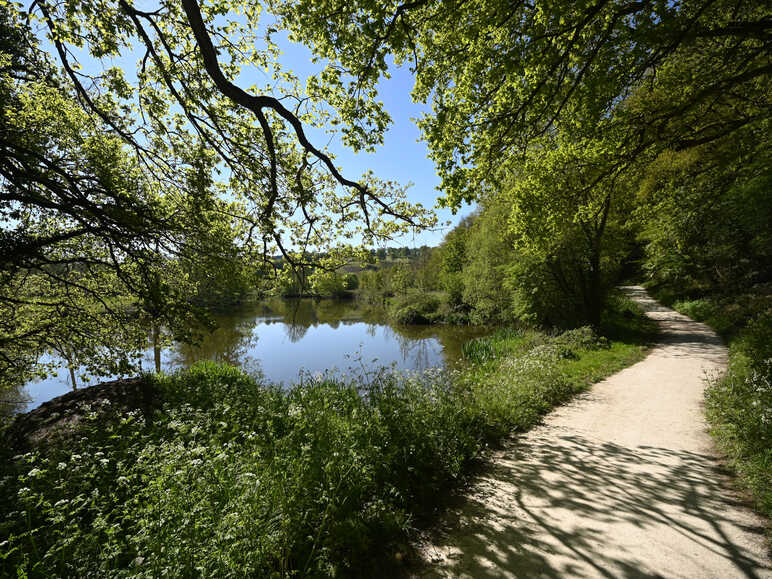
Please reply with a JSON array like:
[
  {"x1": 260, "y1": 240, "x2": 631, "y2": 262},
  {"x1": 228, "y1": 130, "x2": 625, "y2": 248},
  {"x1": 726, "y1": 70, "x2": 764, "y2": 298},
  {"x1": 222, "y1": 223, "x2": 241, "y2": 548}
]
[{"x1": 388, "y1": 293, "x2": 441, "y2": 325}]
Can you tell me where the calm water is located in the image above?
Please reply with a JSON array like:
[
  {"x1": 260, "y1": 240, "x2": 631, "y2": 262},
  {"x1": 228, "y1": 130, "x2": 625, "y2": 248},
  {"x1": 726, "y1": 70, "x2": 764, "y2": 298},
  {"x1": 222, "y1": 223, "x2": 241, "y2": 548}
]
[{"x1": 10, "y1": 298, "x2": 490, "y2": 414}]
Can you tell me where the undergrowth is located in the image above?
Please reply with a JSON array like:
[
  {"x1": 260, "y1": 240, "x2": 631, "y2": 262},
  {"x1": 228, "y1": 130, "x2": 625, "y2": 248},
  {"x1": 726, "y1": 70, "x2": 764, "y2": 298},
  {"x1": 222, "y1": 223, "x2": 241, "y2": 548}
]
[{"x1": 0, "y1": 295, "x2": 654, "y2": 577}]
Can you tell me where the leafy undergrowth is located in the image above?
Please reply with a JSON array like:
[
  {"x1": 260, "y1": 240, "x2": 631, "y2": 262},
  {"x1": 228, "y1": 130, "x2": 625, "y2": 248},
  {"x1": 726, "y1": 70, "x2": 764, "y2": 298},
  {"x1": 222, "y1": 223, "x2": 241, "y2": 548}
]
[
  {"x1": 656, "y1": 285, "x2": 771, "y2": 531},
  {"x1": 0, "y1": 297, "x2": 654, "y2": 577}
]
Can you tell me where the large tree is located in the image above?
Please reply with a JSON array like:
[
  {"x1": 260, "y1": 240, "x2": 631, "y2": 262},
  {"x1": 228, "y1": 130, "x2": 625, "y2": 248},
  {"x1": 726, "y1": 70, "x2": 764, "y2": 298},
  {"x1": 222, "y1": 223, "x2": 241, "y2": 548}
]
[
  {"x1": 276, "y1": 0, "x2": 770, "y2": 323},
  {"x1": 0, "y1": 0, "x2": 434, "y2": 390},
  {"x1": 277, "y1": 0, "x2": 770, "y2": 200}
]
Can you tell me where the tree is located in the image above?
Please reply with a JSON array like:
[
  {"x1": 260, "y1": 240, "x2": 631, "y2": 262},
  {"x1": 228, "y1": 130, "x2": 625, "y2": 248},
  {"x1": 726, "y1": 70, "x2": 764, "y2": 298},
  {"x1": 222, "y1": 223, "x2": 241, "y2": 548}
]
[
  {"x1": 461, "y1": 200, "x2": 515, "y2": 324},
  {"x1": 637, "y1": 124, "x2": 772, "y2": 293},
  {"x1": 14, "y1": 0, "x2": 434, "y2": 252},
  {"x1": 390, "y1": 264, "x2": 412, "y2": 296},
  {"x1": 0, "y1": 18, "x2": 174, "y2": 387},
  {"x1": 278, "y1": 0, "x2": 770, "y2": 203},
  {"x1": 276, "y1": 0, "x2": 770, "y2": 323},
  {"x1": 309, "y1": 270, "x2": 346, "y2": 298},
  {"x1": 1, "y1": 0, "x2": 435, "y2": 390},
  {"x1": 505, "y1": 128, "x2": 640, "y2": 325},
  {"x1": 438, "y1": 216, "x2": 472, "y2": 307}
]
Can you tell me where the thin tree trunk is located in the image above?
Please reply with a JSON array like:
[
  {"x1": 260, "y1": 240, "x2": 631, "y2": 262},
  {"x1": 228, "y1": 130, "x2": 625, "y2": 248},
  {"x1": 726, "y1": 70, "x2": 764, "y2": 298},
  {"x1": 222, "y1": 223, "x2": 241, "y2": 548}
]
[
  {"x1": 152, "y1": 323, "x2": 161, "y2": 373},
  {"x1": 587, "y1": 248, "x2": 602, "y2": 327},
  {"x1": 68, "y1": 365, "x2": 77, "y2": 391}
]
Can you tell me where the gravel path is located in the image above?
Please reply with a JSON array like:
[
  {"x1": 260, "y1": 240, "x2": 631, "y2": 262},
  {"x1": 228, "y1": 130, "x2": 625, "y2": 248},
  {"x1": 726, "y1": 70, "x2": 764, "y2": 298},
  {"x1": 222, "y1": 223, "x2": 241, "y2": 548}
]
[{"x1": 416, "y1": 286, "x2": 770, "y2": 578}]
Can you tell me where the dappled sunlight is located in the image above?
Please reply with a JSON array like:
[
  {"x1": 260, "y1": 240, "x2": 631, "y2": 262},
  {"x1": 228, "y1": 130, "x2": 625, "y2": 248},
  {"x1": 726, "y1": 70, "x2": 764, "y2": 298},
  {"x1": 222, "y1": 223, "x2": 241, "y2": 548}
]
[
  {"x1": 418, "y1": 434, "x2": 769, "y2": 578},
  {"x1": 415, "y1": 287, "x2": 769, "y2": 578}
]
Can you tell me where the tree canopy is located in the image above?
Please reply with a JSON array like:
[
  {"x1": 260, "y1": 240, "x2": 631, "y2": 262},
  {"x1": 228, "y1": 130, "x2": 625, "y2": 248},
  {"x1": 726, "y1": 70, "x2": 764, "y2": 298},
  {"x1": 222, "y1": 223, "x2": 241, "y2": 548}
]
[
  {"x1": 0, "y1": 0, "x2": 434, "y2": 389},
  {"x1": 278, "y1": 0, "x2": 770, "y2": 204}
]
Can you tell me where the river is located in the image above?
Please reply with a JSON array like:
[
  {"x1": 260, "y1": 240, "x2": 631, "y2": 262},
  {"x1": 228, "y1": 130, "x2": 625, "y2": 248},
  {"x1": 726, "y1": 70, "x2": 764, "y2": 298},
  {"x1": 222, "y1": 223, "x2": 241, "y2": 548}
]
[{"x1": 8, "y1": 298, "x2": 490, "y2": 414}]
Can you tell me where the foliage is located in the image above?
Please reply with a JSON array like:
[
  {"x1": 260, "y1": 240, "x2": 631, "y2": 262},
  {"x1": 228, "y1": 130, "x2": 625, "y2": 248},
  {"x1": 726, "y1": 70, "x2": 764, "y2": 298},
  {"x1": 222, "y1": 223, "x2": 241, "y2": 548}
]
[
  {"x1": 357, "y1": 268, "x2": 389, "y2": 304},
  {"x1": 342, "y1": 273, "x2": 359, "y2": 291},
  {"x1": 279, "y1": 0, "x2": 770, "y2": 205},
  {"x1": 638, "y1": 135, "x2": 772, "y2": 294},
  {"x1": 459, "y1": 202, "x2": 514, "y2": 324},
  {"x1": 0, "y1": 3, "x2": 216, "y2": 390},
  {"x1": 706, "y1": 358, "x2": 772, "y2": 522},
  {"x1": 388, "y1": 293, "x2": 440, "y2": 325},
  {"x1": 309, "y1": 269, "x2": 348, "y2": 298},
  {"x1": 438, "y1": 217, "x2": 471, "y2": 307}
]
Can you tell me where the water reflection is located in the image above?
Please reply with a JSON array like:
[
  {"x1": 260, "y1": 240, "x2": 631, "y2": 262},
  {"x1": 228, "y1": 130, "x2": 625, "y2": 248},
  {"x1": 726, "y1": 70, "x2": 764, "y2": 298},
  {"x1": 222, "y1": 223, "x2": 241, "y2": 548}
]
[
  {"x1": 0, "y1": 383, "x2": 31, "y2": 422},
  {"x1": 15, "y1": 298, "x2": 491, "y2": 412},
  {"x1": 170, "y1": 312, "x2": 263, "y2": 377}
]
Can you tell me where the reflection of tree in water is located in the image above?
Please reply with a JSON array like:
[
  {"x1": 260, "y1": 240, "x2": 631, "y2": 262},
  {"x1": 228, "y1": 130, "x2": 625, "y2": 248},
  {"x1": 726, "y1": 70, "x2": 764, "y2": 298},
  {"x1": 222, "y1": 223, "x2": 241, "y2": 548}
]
[
  {"x1": 383, "y1": 326, "x2": 435, "y2": 371},
  {"x1": 272, "y1": 297, "x2": 357, "y2": 343},
  {"x1": 279, "y1": 299, "x2": 313, "y2": 343},
  {"x1": 285, "y1": 321, "x2": 309, "y2": 343},
  {"x1": 387, "y1": 323, "x2": 495, "y2": 369},
  {"x1": 0, "y1": 382, "x2": 32, "y2": 421},
  {"x1": 171, "y1": 314, "x2": 261, "y2": 376}
]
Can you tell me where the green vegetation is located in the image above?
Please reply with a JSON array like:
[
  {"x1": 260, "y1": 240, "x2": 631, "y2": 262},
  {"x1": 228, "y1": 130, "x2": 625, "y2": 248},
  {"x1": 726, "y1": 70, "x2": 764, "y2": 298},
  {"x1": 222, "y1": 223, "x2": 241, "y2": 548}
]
[
  {"x1": 0, "y1": 296, "x2": 653, "y2": 577},
  {"x1": 2, "y1": 0, "x2": 770, "y2": 570}
]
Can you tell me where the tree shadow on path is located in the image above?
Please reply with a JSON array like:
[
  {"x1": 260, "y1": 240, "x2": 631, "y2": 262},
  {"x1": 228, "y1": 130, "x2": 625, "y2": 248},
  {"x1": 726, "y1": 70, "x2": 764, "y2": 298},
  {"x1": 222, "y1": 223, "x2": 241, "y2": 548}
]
[
  {"x1": 413, "y1": 287, "x2": 769, "y2": 578},
  {"x1": 416, "y1": 434, "x2": 770, "y2": 578}
]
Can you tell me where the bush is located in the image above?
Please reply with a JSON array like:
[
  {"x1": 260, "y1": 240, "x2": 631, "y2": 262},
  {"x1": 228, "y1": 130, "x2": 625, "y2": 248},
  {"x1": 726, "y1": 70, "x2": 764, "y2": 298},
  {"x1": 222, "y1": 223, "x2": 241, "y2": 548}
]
[{"x1": 388, "y1": 293, "x2": 441, "y2": 325}]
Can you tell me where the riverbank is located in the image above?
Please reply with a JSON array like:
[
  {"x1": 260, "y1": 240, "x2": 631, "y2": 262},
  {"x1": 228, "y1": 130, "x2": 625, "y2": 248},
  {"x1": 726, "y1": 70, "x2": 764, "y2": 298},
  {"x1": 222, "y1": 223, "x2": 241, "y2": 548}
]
[{"x1": 0, "y1": 295, "x2": 656, "y2": 577}]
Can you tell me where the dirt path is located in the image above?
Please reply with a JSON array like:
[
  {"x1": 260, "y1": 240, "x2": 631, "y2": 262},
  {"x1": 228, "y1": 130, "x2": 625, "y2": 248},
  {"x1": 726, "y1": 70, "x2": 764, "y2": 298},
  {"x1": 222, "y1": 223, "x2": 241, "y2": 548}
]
[{"x1": 416, "y1": 286, "x2": 770, "y2": 578}]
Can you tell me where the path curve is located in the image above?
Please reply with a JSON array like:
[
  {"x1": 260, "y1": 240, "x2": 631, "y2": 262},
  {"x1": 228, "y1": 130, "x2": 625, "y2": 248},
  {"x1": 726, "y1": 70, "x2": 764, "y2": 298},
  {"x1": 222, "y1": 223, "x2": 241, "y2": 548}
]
[{"x1": 416, "y1": 286, "x2": 770, "y2": 578}]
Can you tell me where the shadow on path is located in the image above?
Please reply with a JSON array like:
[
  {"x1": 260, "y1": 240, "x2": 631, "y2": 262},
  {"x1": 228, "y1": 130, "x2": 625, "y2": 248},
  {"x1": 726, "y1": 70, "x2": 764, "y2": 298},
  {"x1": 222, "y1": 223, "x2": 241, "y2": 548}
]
[
  {"x1": 414, "y1": 287, "x2": 770, "y2": 578},
  {"x1": 419, "y1": 434, "x2": 769, "y2": 578}
]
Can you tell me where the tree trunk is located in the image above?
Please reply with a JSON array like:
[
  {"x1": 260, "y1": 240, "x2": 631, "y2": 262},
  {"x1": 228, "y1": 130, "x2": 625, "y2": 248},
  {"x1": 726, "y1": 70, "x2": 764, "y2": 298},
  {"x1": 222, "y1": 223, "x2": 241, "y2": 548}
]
[
  {"x1": 587, "y1": 250, "x2": 602, "y2": 328},
  {"x1": 586, "y1": 193, "x2": 612, "y2": 327},
  {"x1": 68, "y1": 365, "x2": 77, "y2": 391},
  {"x1": 152, "y1": 323, "x2": 162, "y2": 373}
]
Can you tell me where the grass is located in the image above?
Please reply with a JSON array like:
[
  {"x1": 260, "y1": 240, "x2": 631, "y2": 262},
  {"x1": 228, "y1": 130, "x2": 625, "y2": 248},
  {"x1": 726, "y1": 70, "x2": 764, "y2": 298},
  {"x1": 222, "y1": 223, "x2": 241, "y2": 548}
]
[
  {"x1": 0, "y1": 295, "x2": 655, "y2": 577},
  {"x1": 651, "y1": 283, "x2": 771, "y2": 534}
]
